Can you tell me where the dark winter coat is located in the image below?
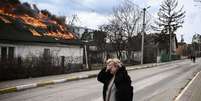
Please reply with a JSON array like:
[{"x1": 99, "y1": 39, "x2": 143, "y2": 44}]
[{"x1": 97, "y1": 66, "x2": 133, "y2": 101}]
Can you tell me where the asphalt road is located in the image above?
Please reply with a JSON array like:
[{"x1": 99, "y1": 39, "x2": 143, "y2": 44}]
[{"x1": 0, "y1": 59, "x2": 201, "y2": 101}]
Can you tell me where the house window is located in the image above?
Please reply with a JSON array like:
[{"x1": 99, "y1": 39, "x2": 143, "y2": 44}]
[
  {"x1": 1, "y1": 47, "x2": 7, "y2": 60},
  {"x1": 8, "y1": 47, "x2": 14, "y2": 59},
  {"x1": 1, "y1": 46, "x2": 15, "y2": 60},
  {"x1": 72, "y1": 28, "x2": 75, "y2": 33},
  {"x1": 43, "y1": 48, "x2": 50, "y2": 57}
]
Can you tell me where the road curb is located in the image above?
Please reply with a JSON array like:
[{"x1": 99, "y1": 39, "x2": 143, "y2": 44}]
[
  {"x1": 0, "y1": 87, "x2": 17, "y2": 94},
  {"x1": 174, "y1": 71, "x2": 201, "y2": 101},
  {"x1": 0, "y1": 62, "x2": 169, "y2": 95},
  {"x1": 0, "y1": 74, "x2": 98, "y2": 95}
]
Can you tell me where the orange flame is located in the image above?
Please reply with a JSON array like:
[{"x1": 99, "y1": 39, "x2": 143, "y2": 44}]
[
  {"x1": 29, "y1": 28, "x2": 42, "y2": 36},
  {"x1": 0, "y1": 7, "x2": 76, "y2": 40},
  {"x1": 0, "y1": 9, "x2": 4, "y2": 13},
  {"x1": 20, "y1": 15, "x2": 47, "y2": 28},
  {"x1": 0, "y1": 8, "x2": 47, "y2": 28},
  {"x1": 0, "y1": 15, "x2": 11, "y2": 23}
]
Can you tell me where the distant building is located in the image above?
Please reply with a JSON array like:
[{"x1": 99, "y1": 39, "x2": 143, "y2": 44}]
[
  {"x1": 176, "y1": 35, "x2": 187, "y2": 57},
  {"x1": 81, "y1": 30, "x2": 106, "y2": 65},
  {"x1": 176, "y1": 42, "x2": 187, "y2": 57}
]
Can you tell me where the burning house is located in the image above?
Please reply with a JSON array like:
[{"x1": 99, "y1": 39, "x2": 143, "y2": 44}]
[{"x1": 0, "y1": 0, "x2": 83, "y2": 71}]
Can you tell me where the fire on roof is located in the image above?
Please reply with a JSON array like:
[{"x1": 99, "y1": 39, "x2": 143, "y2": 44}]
[{"x1": 0, "y1": 0, "x2": 77, "y2": 40}]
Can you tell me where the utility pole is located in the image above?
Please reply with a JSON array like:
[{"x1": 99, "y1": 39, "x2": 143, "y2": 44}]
[
  {"x1": 83, "y1": 41, "x2": 89, "y2": 70},
  {"x1": 169, "y1": 21, "x2": 172, "y2": 61},
  {"x1": 141, "y1": 7, "x2": 150, "y2": 64}
]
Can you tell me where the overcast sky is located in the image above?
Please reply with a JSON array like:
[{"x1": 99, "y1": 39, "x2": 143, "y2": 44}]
[{"x1": 20, "y1": 0, "x2": 201, "y2": 43}]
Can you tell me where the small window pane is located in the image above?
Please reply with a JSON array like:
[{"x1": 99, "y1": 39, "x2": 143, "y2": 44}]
[
  {"x1": 8, "y1": 47, "x2": 15, "y2": 59},
  {"x1": 43, "y1": 48, "x2": 50, "y2": 57},
  {"x1": 1, "y1": 47, "x2": 7, "y2": 60}
]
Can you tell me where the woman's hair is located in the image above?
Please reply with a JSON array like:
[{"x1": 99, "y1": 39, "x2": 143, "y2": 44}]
[{"x1": 106, "y1": 58, "x2": 122, "y2": 68}]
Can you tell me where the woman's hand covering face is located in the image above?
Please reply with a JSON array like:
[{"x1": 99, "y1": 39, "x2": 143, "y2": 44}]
[{"x1": 107, "y1": 62, "x2": 118, "y2": 74}]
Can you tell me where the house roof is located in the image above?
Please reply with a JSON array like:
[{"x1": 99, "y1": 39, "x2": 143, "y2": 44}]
[
  {"x1": 0, "y1": 2, "x2": 81, "y2": 45},
  {"x1": 0, "y1": 17, "x2": 81, "y2": 45}
]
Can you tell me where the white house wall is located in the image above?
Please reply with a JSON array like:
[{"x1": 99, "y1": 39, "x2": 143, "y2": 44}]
[{"x1": 0, "y1": 43, "x2": 83, "y2": 64}]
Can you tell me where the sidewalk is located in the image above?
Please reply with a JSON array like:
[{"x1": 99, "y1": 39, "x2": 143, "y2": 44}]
[
  {"x1": 0, "y1": 60, "x2": 179, "y2": 94},
  {"x1": 175, "y1": 71, "x2": 201, "y2": 101}
]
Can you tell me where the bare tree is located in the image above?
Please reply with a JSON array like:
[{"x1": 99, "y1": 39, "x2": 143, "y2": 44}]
[
  {"x1": 99, "y1": 20, "x2": 125, "y2": 59},
  {"x1": 156, "y1": 0, "x2": 185, "y2": 33},
  {"x1": 100, "y1": 0, "x2": 142, "y2": 63},
  {"x1": 114, "y1": 0, "x2": 142, "y2": 63},
  {"x1": 113, "y1": 0, "x2": 142, "y2": 37},
  {"x1": 153, "y1": 0, "x2": 185, "y2": 58}
]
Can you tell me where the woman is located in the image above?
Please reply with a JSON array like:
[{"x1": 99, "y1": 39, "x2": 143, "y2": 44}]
[{"x1": 97, "y1": 58, "x2": 133, "y2": 101}]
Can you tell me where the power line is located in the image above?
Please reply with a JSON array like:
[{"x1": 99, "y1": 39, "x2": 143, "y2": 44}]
[{"x1": 131, "y1": 1, "x2": 158, "y2": 21}]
